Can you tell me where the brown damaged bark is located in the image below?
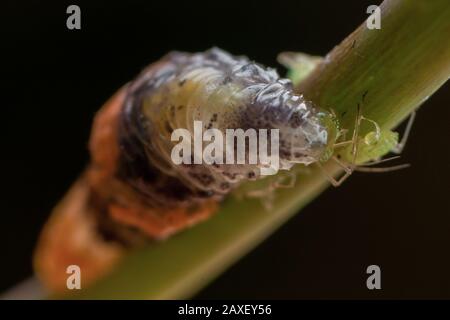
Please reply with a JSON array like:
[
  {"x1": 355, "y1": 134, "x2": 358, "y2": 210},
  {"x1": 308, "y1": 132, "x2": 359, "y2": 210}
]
[{"x1": 34, "y1": 87, "x2": 217, "y2": 293}]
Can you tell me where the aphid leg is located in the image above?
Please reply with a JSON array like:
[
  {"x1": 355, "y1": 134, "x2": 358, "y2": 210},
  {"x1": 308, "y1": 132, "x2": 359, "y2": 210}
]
[
  {"x1": 321, "y1": 106, "x2": 416, "y2": 183},
  {"x1": 332, "y1": 124, "x2": 351, "y2": 149},
  {"x1": 317, "y1": 162, "x2": 341, "y2": 187},
  {"x1": 320, "y1": 104, "x2": 363, "y2": 187},
  {"x1": 330, "y1": 103, "x2": 363, "y2": 186},
  {"x1": 354, "y1": 163, "x2": 410, "y2": 173},
  {"x1": 245, "y1": 185, "x2": 276, "y2": 210},
  {"x1": 391, "y1": 111, "x2": 416, "y2": 154},
  {"x1": 274, "y1": 171, "x2": 297, "y2": 189},
  {"x1": 333, "y1": 148, "x2": 411, "y2": 174},
  {"x1": 352, "y1": 112, "x2": 416, "y2": 171},
  {"x1": 328, "y1": 156, "x2": 354, "y2": 186},
  {"x1": 261, "y1": 192, "x2": 275, "y2": 211},
  {"x1": 333, "y1": 140, "x2": 353, "y2": 148},
  {"x1": 333, "y1": 114, "x2": 379, "y2": 150},
  {"x1": 358, "y1": 155, "x2": 401, "y2": 166},
  {"x1": 242, "y1": 171, "x2": 296, "y2": 210}
]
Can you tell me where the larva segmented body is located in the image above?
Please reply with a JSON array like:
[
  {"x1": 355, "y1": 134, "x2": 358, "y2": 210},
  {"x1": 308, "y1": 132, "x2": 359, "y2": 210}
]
[
  {"x1": 118, "y1": 48, "x2": 339, "y2": 209},
  {"x1": 34, "y1": 48, "x2": 342, "y2": 290}
]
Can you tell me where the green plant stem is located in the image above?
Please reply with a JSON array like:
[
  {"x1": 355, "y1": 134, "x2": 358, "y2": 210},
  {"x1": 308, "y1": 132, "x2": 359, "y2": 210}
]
[
  {"x1": 70, "y1": 0, "x2": 449, "y2": 299},
  {"x1": 299, "y1": 0, "x2": 450, "y2": 132}
]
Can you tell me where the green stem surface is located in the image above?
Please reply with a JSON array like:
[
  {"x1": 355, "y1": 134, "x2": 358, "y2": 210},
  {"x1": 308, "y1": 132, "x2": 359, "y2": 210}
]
[{"x1": 71, "y1": 0, "x2": 449, "y2": 299}]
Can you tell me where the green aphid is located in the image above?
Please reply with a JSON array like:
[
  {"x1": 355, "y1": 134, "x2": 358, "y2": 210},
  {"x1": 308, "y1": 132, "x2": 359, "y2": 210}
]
[{"x1": 349, "y1": 129, "x2": 399, "y2": 164}]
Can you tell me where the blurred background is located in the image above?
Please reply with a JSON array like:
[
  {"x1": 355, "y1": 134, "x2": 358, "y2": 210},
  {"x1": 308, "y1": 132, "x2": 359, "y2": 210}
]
[{"x1": 1, "y1": 0, "x2": 449, "y2": 299}]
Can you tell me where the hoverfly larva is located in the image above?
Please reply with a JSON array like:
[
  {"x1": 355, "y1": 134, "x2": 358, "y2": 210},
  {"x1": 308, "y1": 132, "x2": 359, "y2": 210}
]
[
  {"x1": 105, "y1": 48, "x2": 340, "y2": 238},
  {"x1": 35, "y1": 48, "x2": 410, "y2": 292}
]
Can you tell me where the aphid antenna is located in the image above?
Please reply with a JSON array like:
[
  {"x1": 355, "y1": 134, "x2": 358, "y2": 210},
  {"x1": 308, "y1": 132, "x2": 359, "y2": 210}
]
[
  {"x1": 354, "y1": 163, "x2": 411, "y2": 173},
  {"x1": 323, "y1": 103, "x2": 362, "y2": 186},
  {"x1": 391, "y1": 110, "x2": 416, "y2": 154},
  {"x1": 350, "y1": 110, "x2": 416, "y2": 172},
  {"x1": 333, "y1": 140, "x2": 353, "y2": 148},
  {"x1": 361, "y1": 155, "x2": 401, "y2": 166}
]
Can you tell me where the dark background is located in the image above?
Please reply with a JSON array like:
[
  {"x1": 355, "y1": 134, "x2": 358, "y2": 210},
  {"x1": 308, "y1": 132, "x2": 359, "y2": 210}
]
[{"x1": 1, "y1": 0, "x2": 449, "y2": 299}]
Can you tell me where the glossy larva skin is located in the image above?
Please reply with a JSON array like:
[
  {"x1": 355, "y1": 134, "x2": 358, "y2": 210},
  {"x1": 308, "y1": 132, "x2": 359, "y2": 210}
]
[{"x1": 118, "y1": 48, "x2": 338, "y2": 204}]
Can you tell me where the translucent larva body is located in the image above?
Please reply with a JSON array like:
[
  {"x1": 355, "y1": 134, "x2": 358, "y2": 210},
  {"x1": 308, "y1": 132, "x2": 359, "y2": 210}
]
[
  {"x1": 34, "y1": 48, "x2": 411, "y2": 292},
  {"x1": 118, "y1": 48, "x2": 339, "y2": 208}
]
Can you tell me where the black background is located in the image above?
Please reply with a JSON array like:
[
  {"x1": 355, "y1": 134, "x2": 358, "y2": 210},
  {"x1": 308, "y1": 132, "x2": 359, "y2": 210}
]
[{"x1": 1, "y1": 0, "x2": 449, "y2": 299}]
